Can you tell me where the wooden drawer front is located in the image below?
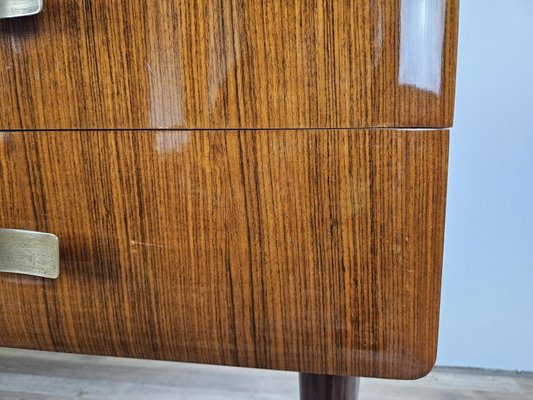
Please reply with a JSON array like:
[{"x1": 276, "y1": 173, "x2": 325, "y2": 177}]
[
  {"x1": 0, "y1": 0, "x2": 458, "y2": 130},
  {"x1": 0, "y1": 130, "x2": 448, "y2": 379}
]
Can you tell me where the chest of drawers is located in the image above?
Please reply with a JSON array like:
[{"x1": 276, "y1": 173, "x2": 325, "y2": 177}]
[{"x1": 0, "y1": 1, "x2": 459, "y2": 398}]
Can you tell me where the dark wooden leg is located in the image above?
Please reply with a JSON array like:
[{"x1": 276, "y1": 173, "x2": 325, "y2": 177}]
[{"x1": 299, "y1": 373, "x2": 360, "y2": 400}]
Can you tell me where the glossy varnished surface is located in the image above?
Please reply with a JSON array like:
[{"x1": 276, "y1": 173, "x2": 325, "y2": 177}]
[
  {"x1": 0, "y1": 0, "x2": 458, "y2": 130},
  {"x1": 0, "y1": 130, "x2": 448, "y2": 379}
]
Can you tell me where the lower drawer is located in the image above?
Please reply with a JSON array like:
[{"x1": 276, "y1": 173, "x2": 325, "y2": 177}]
[{"x1": 0, "y1": 129, "x2": 448, "y2": 379}]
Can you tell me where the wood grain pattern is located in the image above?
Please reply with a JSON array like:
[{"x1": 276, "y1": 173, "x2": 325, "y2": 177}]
[
  {"x1": 0, "y1": 0, "x2": 458, "y2": 130},
  {"x1": 0, "y1": 129, "x2": 448, "y2": 379}
]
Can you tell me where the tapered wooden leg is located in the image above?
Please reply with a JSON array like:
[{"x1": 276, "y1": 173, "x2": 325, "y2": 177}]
[{"x1": 299, "y1": 373, "x2": 360, "y2": 400}]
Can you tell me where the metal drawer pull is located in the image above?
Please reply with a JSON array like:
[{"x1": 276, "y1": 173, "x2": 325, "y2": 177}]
[
  {"x1": 0, "y1": 228, "x2": 59, "y2": 279},
  {"x1": 0, "y1": 0, "x2": 43, "y2": 19}
]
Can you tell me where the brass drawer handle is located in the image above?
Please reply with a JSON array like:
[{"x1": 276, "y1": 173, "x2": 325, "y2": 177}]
[
  {"x1": 0, "y1": 0, "x2": 42, "y2": 19},
  {"x1": 0, "y1": 228, "x2": 59, "y2": 279}
]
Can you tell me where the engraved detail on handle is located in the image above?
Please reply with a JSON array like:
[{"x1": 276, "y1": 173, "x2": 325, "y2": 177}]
[
  {"x1": 0, "y1": 229, "x2": 59, "y2": 279},
  {"x1": 0, "y1": 0, "x2": 42, "y2": 19}
]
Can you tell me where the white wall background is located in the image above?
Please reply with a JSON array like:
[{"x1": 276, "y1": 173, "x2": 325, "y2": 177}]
[{"x1": 437, "y1": 0, "x2": 533, "y2": 371}]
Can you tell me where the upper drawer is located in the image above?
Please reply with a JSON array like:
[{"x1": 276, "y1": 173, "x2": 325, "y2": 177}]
[{"x1": 0, "y1": 0, "x2": 458, "y2": 130}]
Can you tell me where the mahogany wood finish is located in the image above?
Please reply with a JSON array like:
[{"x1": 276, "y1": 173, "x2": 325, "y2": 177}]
[
  {"x1": 0, "y1": 130, "x2": 448, "y2": 379},
  {"x1": 300, "y1": 374, "x2": 360, "y2": 400},
  {"x1": 0, "y1": 0, "x2": 458, "y2": 130}
]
